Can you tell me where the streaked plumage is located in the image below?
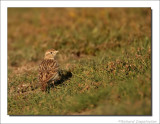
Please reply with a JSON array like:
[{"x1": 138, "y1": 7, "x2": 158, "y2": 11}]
[{"x1": 39, "y1": 49, "x2": 60, "y2": 91}]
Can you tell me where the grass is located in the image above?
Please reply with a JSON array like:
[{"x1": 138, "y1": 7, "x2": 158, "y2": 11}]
[{"x1": 8, "y1": 8, "x2": 151, "y2": 115}]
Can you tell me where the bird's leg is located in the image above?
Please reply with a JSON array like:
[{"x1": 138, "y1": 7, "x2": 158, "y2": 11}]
[
  {"x1": 46, "y1": 81, "x2": 54, "y2": 93},
  {"x1": 52, "y1": 81, "x2": 55, "y2": 85},
  {"x1": 41, "y1": 82, "x2": 47, "y2": 92},
  {"x1": 50, "y1": 80, "x2": 54, "y2": 88}
]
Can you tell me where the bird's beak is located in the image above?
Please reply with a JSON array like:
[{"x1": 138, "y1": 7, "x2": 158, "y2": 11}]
[{"x1": 55, "y1": 51, "x2": 59, "y2": 54}]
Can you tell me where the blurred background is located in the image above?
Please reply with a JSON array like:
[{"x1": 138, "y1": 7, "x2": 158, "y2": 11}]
[
  {"x1": 8, "y1": 8, "x2": 151, "y2": 67},
  {"x1": 8, "y1": 8, "x2": 151, "y2": 115}
]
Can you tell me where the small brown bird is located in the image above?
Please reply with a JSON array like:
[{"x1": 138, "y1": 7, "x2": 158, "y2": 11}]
[{"x1": 39, "y1": 49, "x2": 60, "y2": 91}]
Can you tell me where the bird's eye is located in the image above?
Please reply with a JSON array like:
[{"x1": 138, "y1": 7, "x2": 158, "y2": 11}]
[{"x1": 50, "y1": 52, "x2": 52, "y2": 54}]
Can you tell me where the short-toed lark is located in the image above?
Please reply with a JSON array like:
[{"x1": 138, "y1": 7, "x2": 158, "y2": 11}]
[{"x1": 39, "y1": 49, "x2": 60, "y2": 91}]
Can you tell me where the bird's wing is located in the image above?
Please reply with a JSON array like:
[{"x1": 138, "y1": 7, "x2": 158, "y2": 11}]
[{"x1": 39, "y1": 59, "x2": 59, "y2": 83}]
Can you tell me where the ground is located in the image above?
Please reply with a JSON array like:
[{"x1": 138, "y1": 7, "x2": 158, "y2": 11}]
[{"x1": 8, "y1": 8, "x2": 151, "y2": 115}]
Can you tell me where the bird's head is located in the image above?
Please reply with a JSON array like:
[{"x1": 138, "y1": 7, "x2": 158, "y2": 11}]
[{"x1": 44, "y1": 49, "x2": 58, "y2": 60}]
